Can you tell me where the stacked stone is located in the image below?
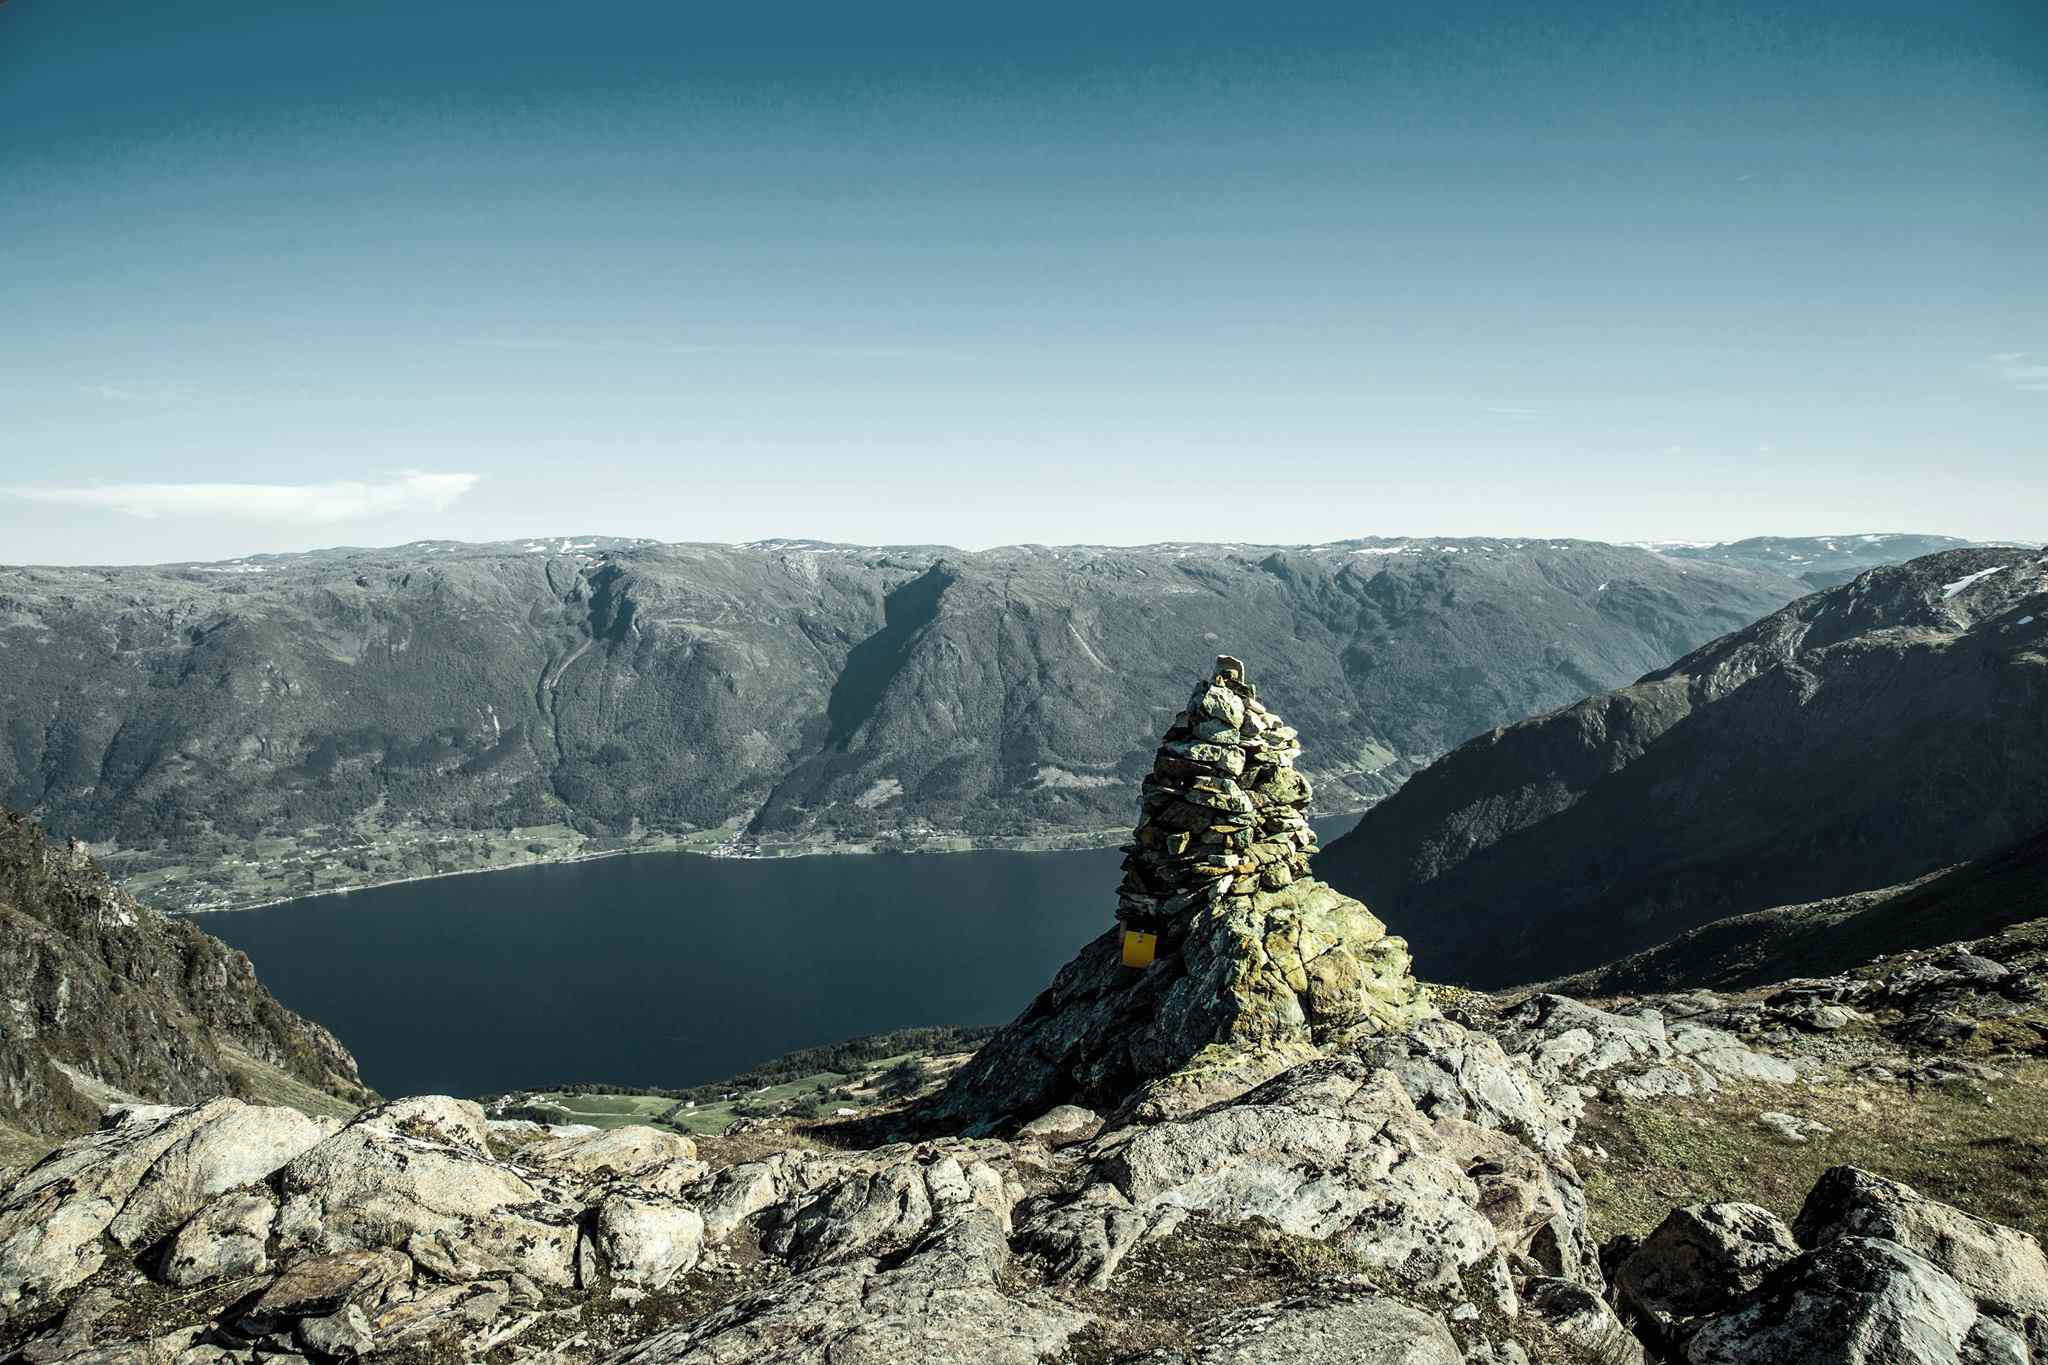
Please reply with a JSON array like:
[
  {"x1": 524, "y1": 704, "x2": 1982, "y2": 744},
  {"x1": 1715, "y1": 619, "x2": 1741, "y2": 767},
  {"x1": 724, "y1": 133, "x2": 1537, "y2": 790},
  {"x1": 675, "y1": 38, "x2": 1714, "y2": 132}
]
[{"x1": 1118, "y1": 655, "x2": 1319, "y2": 935}]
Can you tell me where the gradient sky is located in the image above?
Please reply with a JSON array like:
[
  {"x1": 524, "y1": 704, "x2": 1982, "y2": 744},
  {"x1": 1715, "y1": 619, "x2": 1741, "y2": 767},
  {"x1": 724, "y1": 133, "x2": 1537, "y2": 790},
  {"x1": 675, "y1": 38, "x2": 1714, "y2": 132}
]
[{"x1": 3, "y1": 0, "x2": 2044, "y2": 563}]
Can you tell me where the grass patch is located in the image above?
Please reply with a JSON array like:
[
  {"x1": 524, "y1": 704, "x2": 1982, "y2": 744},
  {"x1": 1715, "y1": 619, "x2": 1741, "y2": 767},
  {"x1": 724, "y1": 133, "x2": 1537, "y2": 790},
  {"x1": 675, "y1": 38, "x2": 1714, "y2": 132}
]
[{"x1": 1581, "y1": 1061, "x2": 2048, "y2": 1246}]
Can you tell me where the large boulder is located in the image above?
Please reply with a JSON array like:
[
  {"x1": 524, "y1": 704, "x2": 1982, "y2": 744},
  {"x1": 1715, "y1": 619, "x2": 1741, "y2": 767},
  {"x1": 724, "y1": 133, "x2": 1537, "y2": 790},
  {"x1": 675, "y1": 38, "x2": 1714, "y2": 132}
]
[
  {"x1": 1794, "y1": 1166, "x2": 2048, "y2": 1335},
  {"x1": 1680, "y1": 1167, "x2": 2048, "y2": 1364},
  {"x1": 1611, "y1": 1203, "x2": 1802, "y2": 1334},
  {"x1": 591, "y1": 1192, "x2": 706, "y2": 1290},
  {"x1": 1685, "y1": 1236, "x2": 1982, "y2": 1365},
  {"x1": 1495, "y1": 995, "x2": 1798, "y2": 1107},
  {"x1": 0, "y1": 1100, "x2": 328, "y2": 1315},
  {"x1": 159, "y1": 1188, "x2": 278, "y2": 1288},
  {"x1": 272, "y1": 1097, "x2": 584, "y2": 1287},
  {"x1": 1191, "y1": 1295, "x2": 1464, "y2": 1364},
  {"x1": 1017, "y1": 1053, "x2": 1597, "y2": 1329},
  {"x1": 521, "y1": 1124, "x2": 704, "y2": 1196}
]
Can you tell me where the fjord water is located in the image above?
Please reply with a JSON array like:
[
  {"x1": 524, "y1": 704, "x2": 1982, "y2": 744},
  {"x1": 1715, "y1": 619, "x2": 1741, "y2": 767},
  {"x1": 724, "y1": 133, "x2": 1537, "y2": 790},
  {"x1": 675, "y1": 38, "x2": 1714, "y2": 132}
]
[{"x1": 208, "y1": 821, "x2": 1357, "y2": 1098}]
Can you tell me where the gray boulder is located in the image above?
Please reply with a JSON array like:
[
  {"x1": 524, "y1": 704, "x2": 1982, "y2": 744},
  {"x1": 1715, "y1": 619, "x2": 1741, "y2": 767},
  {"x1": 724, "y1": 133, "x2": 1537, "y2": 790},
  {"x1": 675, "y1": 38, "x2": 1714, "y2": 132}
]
[
  {"x1": 158, "y1": 1189, "x2": 278, "y2": 1288},
  {"x1": 591, "y1": 1191, "x2": 706, "y2": 1290},
  {"x1": 1351, "y1": 1017, "x2": 1575, "y2": 1156},
  {"x1": 1496, "y1": 996, "x2": 1797, "y2": 1105},
  {"x1": 273, "y1": 1098, "x2": 584, "y2": 1287},
  {"x1": 1795, "y1": 1166, "x2": 2048, "y2": 1332},
  {"x1": 1685, "y1": 1236, "x2": 1980, "y2": 1365},
  {"x1": 0, "y1": 1100, "x2": 327, "y2": 1314},
  {"x1": 1016, "y1": 1105, "x2": 1102, "y2": 1149},
  {"x1": 1521, "y1": 1276, "x2": 1645, "y2": 1365},
  {"x1": 236, "y1": 1248, "x2": 414, "y2": 1335},
  {"x1": 521, "y1": 1125, "x2": 705, "y2": 1196},
  {"x1": 1612, "y1": 1202, "x2": 1801, "y2": 1329}
]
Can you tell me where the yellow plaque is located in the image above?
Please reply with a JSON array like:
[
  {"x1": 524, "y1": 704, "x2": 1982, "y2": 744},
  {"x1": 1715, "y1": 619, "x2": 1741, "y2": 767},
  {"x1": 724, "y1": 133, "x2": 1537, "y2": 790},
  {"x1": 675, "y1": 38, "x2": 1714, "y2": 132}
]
[{"x1": 1121, "y1": 930, "x2": 1158, "y2": 969}]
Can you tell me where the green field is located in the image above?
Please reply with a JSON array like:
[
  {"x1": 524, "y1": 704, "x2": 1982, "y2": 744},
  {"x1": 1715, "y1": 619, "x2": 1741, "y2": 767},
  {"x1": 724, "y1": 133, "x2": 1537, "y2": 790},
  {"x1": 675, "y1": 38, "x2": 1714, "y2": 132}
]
[{"x1": 512, "y1": 1069, "x2": 860, "y2": 1136}]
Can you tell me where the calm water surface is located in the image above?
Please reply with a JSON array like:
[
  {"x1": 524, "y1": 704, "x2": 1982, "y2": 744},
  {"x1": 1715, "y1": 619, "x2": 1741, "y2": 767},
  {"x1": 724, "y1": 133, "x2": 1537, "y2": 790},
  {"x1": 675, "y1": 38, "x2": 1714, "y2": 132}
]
[{"x1": 208, "y1": 819, "x2": 1357, "y2": 1098}]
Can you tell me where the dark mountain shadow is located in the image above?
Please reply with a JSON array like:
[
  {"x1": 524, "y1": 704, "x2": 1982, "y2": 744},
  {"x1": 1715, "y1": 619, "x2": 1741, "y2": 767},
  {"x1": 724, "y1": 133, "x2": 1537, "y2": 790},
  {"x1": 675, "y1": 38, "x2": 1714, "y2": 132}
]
[{"x1": 825, "y1": 564, "x2": 954, "y2": 750}]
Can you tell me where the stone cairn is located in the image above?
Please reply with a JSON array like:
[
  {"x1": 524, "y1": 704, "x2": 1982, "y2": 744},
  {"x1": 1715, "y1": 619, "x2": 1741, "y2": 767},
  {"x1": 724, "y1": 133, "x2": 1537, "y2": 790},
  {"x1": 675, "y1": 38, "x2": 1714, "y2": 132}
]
[{"x1": 1118, "y1": 655, "x2": 1318, "y2": 941}]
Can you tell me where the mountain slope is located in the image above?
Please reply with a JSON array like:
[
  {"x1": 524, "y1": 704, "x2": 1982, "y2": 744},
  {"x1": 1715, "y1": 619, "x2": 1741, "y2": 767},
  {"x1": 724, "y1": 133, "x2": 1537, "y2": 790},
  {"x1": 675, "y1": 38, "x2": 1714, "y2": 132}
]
[
  {"x1": 1548, "y1": 823, "x2": 2048, "y2": 996},
  {"x1": 1321, "y1": 545, "x2": 2048, "y2": 987},
  {"x1": 0, "y1": 534, "x2": 1856, "y2": 909},
  {"x1": 0, "y1": 808, "x2": 373, "y2": 1161}
]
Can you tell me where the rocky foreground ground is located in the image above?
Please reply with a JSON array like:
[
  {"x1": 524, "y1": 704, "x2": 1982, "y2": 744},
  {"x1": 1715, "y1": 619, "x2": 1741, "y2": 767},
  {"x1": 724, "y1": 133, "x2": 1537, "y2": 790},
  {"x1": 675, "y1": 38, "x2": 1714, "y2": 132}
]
[{"x1": 3, "y1": 916, "x2": 2044, "y2": 1365}]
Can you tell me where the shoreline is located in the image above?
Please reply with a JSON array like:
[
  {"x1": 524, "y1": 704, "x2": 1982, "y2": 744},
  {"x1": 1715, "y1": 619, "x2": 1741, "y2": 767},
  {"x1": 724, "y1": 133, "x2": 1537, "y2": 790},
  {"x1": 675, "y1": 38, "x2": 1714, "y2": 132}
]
[
  {"x1": 170, "y1": 826, "x2": 1131, "y2": 916},
  {"x1": 161, "y1": 810, "x2": 1369, "y2": 916}
]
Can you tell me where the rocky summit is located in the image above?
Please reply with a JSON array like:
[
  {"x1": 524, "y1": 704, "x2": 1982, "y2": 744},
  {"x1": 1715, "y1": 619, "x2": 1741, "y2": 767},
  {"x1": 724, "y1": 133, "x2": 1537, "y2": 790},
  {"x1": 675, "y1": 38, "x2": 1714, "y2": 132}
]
[{"x1": 939, "y1": 657, "x2": 1432, "y2": 1125}]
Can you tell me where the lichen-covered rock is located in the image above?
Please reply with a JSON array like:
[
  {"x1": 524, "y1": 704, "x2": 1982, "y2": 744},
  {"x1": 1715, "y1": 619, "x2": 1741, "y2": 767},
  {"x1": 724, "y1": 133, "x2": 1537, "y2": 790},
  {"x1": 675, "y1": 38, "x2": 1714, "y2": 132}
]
[
  {"x1": 1495, "y1": 995, "x2": 1797, "y2": 1106},
  {"x1": 159, "y1": 1189, "x2": 278, "y2": 1288},
  {"x1": 1016, "y1": 1105, "x2": 1101, "y2": 1148},
  {"x1": 1521, "y1": 1276, "x2": 1645, "y2": 1364},
  {"x1": 940, "y1": 657, "x2": 1434, "y2": 1124},
  {"x1": 294, "y1": 1303, "x2": 374, "y2": 1360},
  {"x1": 236, "y1": 1248, "x2": 414, "y2": 1335},
  {"x1": 592, "y1": 1192, "x2": 706, "y2": 1290},
  {"x1": 600, "y1": 1208, "x2": 1086, "y2": 1365},
  {"x1": 522, "y1": 1125, "x2": 704, "y2": 1196},
  {"x1": 1351, "y1": 1017, "x2": 1575, "y2": 1156},
  {"x1": 1019, "y1": 1056, "x2": 1592, "y2": 1319}
]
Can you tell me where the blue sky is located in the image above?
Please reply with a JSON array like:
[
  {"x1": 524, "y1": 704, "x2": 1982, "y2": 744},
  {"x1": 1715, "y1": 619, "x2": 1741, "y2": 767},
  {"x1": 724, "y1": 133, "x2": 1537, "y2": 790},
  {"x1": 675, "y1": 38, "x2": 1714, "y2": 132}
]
[{"x1": 2, "y1": 0, "x2": 2044, "y2": 562}]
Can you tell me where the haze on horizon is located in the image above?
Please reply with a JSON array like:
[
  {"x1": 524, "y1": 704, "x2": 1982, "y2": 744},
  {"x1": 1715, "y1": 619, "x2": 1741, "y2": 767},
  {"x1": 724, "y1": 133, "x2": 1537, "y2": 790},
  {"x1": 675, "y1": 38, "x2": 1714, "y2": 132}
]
[{"x1": 3, "y1": 0, "x2": 2044, "y2": 564}]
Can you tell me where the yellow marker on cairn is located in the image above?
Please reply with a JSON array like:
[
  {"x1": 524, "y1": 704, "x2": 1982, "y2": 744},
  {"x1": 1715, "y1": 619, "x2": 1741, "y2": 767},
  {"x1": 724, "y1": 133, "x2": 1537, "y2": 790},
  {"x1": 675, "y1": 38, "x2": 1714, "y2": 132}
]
[{"x1": 1121, "y1": 930, "x2": 1158, "y2": 969}]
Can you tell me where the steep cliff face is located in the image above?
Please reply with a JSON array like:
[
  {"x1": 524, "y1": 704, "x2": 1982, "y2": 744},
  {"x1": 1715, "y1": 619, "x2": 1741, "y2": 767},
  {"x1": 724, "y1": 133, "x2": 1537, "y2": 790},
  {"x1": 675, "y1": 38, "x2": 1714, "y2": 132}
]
[
  {"x1": 0, "y1": 809, "x2": 372, "y2": 1157},
  {"x1": 1322, "y1": 546, "x2": 2048, "y2": 986},
  {"x1": 0, "y1": 535, "x2": 1861, "y2": 907}
]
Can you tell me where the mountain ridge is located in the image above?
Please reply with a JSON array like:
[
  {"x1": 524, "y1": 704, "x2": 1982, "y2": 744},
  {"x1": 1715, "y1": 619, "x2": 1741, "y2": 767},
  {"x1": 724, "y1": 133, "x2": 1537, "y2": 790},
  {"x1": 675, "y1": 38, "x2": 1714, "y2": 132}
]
[{"x1": 0, "y1": 532, "x2": 1968, "y2": 911}]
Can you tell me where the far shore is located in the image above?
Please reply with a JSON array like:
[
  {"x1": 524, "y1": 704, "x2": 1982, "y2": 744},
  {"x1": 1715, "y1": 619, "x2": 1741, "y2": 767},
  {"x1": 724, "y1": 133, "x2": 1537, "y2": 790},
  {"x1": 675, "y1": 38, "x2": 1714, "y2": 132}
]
[
  {"x1": 153, "y1": 809, "x2": 1368, "y2": 916},
  {"x1": 168, "y1": 825, "x2": 1131, "y2": 916}
]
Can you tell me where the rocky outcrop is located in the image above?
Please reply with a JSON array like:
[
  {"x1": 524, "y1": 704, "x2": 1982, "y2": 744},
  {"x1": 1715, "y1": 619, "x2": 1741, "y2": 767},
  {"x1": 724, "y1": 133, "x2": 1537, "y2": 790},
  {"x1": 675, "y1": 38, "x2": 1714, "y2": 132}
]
[
  {"x1": 0, "y1": 1099, "x2": 333, "y2": 1314},
  {"x1": 1323, "y1": 545, "x2": 2048, "y2": 985},
  {"x1": 938, "y1": 658, "x2": 1432, "y2": 1124},
  {"x1": 1603, "y1": 1167, "x2": 2048, "y2": 1364},
  {"x1": 0, "y1": 810, "x2": 373, "y2": 1155},
  {"x1": 1608, "y1": 1203, "x2": 1803, "y2": 1349},
  {"x1": 0, "y1": 1012, "x2": 1622, "y2": 1365},
  {"x1": 3, "y1": 920, "x2": 2044, "y2": 1363}
]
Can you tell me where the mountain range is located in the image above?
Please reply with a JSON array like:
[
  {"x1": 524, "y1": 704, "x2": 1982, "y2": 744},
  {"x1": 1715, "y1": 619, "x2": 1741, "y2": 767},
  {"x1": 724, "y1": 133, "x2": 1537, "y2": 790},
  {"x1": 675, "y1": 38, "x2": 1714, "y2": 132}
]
[{"x1": 0, "y1": 531, "x2": 1973, "y2": 909}]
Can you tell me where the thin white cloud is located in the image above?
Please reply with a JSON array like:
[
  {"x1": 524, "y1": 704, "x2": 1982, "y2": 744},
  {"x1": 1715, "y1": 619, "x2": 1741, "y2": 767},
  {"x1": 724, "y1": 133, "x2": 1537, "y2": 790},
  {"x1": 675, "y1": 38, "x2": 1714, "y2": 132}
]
[
  {"x1": 77, "y1": 381, "x2": 205, "y2": 404},
  {"x1": 5, "y1": 471, "x2": 481, "y2": 523},
  {"x1": 466, "y1": 336, "x2": 971, "y2": 362},
  {"x1": 1988, "y1": 352, "x2": 2048, "y2": 393}
]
